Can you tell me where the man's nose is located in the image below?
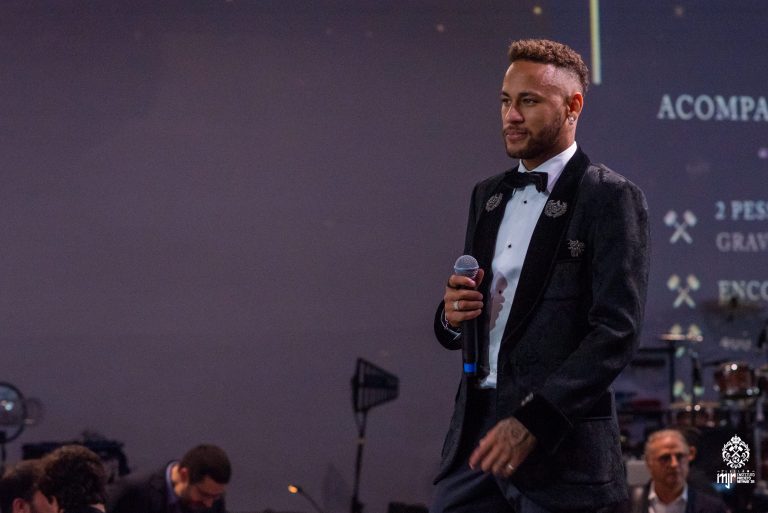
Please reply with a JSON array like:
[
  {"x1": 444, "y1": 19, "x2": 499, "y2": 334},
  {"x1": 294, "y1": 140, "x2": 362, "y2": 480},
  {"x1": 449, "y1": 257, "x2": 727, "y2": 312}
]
[{"x1": 503, "y1": 105, "x2": 523, "y2": 123}]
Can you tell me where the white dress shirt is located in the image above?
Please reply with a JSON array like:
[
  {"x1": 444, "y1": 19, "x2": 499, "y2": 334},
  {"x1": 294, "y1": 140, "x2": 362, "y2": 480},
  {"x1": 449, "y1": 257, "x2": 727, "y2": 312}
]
[
  {"x1": 480, "y1": 142, "x2": 577, "y2": 388},
  {"x1": 648, "y1": 484, "x2": 688, "y2": 513}
]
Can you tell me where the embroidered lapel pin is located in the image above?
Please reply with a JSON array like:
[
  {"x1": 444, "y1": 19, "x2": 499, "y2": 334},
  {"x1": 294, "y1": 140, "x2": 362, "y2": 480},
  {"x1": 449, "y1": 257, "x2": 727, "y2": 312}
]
[
  {"x1": 568, "y1": 239, "x2": 586, "y2": 258},
  {"x1": 485, "y1": 193, "x2": 503, "y2": 212},
  {"x1": 544, "y1": 200, "x2": 567, "y2": 218}
]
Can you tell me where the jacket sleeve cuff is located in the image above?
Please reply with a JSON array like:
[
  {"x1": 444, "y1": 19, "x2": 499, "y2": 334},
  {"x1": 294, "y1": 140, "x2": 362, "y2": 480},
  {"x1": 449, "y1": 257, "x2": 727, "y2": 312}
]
[
  {"x1": 433, "y1": 303, "x2": 462, "y2": 350},
  {"x1": 513, "y1": 393, "x2": 573, "y2": 454}
]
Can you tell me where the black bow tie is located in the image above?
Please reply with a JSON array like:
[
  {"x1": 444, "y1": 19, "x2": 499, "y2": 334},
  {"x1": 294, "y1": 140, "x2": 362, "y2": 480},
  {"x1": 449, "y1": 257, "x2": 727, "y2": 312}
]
[{"x1": 503, "y1": 171, "x2": 548, "y2": 193}]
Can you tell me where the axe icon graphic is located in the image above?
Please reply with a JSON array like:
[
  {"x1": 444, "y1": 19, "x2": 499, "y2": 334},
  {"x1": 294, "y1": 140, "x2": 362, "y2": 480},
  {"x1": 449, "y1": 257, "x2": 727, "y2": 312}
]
[
  {"x1": 667, "y1": 274, "x2": 700, "y2": 308},
  {"x1": 664, "y1": 210, "x2": 697, "y2": 244}
]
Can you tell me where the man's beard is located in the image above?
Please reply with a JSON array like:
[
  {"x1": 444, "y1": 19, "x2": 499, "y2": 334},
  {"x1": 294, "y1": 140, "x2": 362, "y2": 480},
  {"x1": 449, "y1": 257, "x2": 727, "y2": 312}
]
[
  {"x1": 179, "y1": 501, "x2": 215, "y2": 513},
  {"x1": 177, "y1": 499, "x2": 216, "y2": 513},
  {"x1": 506, "y1": 114, "x2": 565, "y2": 161}
]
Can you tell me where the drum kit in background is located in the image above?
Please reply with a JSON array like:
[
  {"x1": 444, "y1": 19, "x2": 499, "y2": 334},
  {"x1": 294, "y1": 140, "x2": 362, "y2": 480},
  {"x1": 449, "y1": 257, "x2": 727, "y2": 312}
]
[
  {"x1": 620, "y1": 315, "x2": 768, "y2": 509},
  {"x1": 660, "y1": 332, "x2": 768, "y2": 484},
  {"x1": 669, "y1": 361, "x2": 768, "y2": 428}
]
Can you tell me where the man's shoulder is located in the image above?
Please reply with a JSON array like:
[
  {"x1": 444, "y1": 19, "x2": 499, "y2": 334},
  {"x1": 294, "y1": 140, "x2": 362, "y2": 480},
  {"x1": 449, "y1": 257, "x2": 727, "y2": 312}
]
[
  {"x1": 690, "y1": 486, "x2": 729, "y2": 513},
  {"x1": 582, "y1": 162, "x2": 640, "y2": 190},
  {"x1": 579, "y1": 162, "x2": 647, "y2": 213},
  {"x1": 107, "y1": 467, "x2": 167, "y2": 511},
  {"x1": 115, "y1": 466, "x2": 166, "y2": 489}
]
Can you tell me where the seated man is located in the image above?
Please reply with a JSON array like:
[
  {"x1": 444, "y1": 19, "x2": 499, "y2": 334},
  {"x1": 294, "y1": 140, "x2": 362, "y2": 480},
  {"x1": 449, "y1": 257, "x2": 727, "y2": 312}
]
[
  {"x1": 0, "y1": 460, "x2": 58, "y2": 513},
  {"x1": 630, "y1": 429, "x2": 728, "y2": 513},
  {"x1": 108, "y1": 444, "x2": 231, "y2": 513},
  {"x1": 38, "y1": 445, "x2": 108, "y2": 513}
]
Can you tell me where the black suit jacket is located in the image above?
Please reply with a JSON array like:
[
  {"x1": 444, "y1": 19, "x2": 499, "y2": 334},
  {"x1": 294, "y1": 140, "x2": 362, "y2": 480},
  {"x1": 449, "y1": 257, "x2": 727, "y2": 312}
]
[
  {"x1": 107, "y1": 466, "x2": 227, "y2": 513},
  {"x1": 434, "y1": 148, "x2": 650, "y2": 510},
  {"x1": 629, "y1": 482, "x2": 728, "y2": 513}
]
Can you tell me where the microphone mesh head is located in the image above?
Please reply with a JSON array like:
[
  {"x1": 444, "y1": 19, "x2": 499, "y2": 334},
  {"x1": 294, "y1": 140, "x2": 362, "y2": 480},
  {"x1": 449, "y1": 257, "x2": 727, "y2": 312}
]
[{"x1": 453, "y1": 254, "x2": 479, "y2": 278}]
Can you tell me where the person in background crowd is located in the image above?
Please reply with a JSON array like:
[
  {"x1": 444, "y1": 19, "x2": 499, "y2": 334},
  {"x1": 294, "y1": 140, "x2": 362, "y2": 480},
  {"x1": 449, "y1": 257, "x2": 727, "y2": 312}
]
[
  {"x1": 0, "y1": 460, "x2": 57, "y2": 513},
  {"x1": 629, "y1": 429, "x2": 728, "y2": 513},
  {"x1": 38, "y1": 445, "x2": 107, "y2": 513},
  {"x1": 108, "y1": 444, "x2": 230, "y2": 513}
]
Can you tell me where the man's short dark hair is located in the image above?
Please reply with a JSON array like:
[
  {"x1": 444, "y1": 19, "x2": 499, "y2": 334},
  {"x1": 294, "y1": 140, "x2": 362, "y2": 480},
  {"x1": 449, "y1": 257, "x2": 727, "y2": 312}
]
[
  {"x1": 179, "y1": 444, "x2": 231, "y2": 485},
  {"x1": 508, "y1": 39, "x2": 589, "y2": 94},
  {"x1": 0, "y1": 460, "x2": 43, "y2": 513},
  {"x1": 38, "y1": 445, "x2": 106, "y2": 511}
]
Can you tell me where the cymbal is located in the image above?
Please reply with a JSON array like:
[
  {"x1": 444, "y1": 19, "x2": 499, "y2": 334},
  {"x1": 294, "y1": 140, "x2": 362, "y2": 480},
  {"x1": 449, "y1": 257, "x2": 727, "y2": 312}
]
[
  {"x1": 658, "y1": 333, "x2": 704, "y2": 342},
  {"x1": 669, "y1": 400, "x2": 720, "y2": 410}
]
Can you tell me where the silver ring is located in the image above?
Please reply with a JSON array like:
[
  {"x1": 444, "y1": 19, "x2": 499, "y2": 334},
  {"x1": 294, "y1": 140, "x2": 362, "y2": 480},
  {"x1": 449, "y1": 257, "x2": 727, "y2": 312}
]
[
  {"x1": 453, "y1": 300, "x2": 460, "y2": 312},
  {"x1": 506, "y1": 463, "x2": 515, "y2": 471}
]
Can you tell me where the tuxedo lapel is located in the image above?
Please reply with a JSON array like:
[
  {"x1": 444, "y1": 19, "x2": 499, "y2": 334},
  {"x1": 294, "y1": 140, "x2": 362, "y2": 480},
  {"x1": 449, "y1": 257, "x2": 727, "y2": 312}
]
[
  {"x1": 501, "y1": 148, "x2": 591, "y2": 342},
  {"x1": 471, "y1": 167, "x2": 518, "y2": 277}
]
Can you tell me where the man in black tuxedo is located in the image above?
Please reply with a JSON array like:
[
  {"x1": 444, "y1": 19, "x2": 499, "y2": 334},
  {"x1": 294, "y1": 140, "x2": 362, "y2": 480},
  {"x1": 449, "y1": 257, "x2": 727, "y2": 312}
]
[
  {"x1": 108, "y1": 444, "x2": 230, "y2": 513},
  {"x1": 431, "y1": 39, "x2": 649, "y2": 512}
]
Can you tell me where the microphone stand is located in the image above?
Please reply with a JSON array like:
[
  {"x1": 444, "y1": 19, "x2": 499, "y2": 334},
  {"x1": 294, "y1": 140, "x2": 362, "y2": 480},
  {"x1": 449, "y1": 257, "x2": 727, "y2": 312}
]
[
  {"x1": 690, "y1": 349, "x2": 703, "y2": 426},
  {"x1": 755, "y1": 318, "x2": 768, "y2": 486},
  {"x1": 351, "y1": 411, "x2": 367, "y2": 513}
]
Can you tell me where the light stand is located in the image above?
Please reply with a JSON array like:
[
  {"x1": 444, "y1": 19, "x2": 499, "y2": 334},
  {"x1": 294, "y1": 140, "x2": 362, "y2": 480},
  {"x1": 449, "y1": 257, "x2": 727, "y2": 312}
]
[{"x1": 350, "y1": 359, "x2": 399, "y2": 513}]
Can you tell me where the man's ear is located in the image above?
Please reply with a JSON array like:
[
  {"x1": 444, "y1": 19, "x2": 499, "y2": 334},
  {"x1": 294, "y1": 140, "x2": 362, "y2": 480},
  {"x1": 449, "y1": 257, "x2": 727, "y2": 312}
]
[
  {"x1": 179, "y1": 467, "x2": 190, "y2": 483},
  {"x1": 12, "y1": 497, "x2": 30, "y2": 513},
  {"x1": 567, "y1": 92, "x2": 584, "y2": 119},
  {"x1": 689, "y1": 445, "x2": 697, "y2": 462}
]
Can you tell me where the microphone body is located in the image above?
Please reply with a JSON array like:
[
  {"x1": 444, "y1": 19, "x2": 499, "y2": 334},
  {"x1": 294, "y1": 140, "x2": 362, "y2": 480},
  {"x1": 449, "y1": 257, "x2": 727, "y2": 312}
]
[{"x1": 453, "y1": 255, "x2": 480, "y2": 376}]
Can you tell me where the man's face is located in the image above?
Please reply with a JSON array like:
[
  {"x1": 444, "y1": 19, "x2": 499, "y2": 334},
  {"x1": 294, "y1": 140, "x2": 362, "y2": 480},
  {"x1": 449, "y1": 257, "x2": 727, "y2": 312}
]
[
  {"x1": 645, "y1": 434, "x2": 693, "y2": 493},
  {"x1": 500, "y1": 60, "x2": 578, "y2": 169},
  {"x1": 12, "y1": 492, "x2": 58, "y2": 513},
  {"x1": 178, "y1": 475, "x2": 226, "y2": 511},
  {"x1": 29, "y1": 491, "x2": 57, "y2": 513}
]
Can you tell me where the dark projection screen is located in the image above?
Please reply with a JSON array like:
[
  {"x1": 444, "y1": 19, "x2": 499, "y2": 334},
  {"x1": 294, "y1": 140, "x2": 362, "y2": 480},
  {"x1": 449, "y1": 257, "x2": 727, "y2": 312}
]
[{"x1": 2, "y1": 2, "x2": 766, "y2": 512}]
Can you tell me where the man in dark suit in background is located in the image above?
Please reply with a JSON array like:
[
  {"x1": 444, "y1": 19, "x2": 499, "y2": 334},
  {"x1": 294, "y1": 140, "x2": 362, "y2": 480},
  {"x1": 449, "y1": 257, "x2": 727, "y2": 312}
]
[
  {"x1": 629, "y1": 429, "x2": 728, "y2": 513},
  {"x1": 431, "y1": 39, "x2": 649, "y2": 512},
  {"x1": 108, "y1": 444, "x2": 230, "y2": 513}
]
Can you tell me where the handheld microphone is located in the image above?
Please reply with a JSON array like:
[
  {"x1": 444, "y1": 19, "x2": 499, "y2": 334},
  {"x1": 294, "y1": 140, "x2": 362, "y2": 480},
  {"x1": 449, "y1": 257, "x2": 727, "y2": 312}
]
[{"x1": 453, "y1": 255, "x2": 480, "y2": 376}]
